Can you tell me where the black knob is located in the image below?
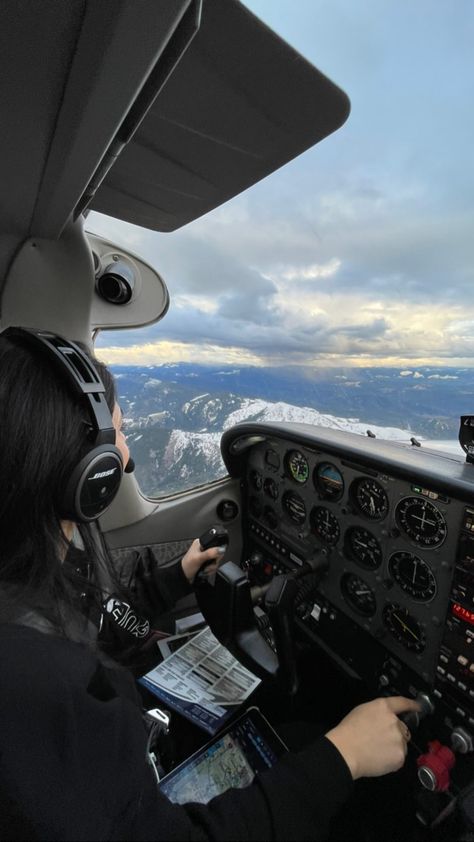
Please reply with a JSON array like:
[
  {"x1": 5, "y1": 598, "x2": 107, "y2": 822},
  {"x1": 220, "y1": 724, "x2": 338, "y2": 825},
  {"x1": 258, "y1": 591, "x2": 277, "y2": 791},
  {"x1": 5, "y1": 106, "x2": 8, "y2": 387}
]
[{"x1": 199, "y1": 525, "x2": 229, "y2": 551}]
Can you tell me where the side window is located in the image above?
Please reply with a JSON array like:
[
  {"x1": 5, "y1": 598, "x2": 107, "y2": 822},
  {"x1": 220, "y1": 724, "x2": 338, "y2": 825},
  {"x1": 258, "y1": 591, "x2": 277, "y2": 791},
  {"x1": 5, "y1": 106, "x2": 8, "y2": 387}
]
[{"x1": 94, "y1": 339, "x2": 229, "y2": 497}]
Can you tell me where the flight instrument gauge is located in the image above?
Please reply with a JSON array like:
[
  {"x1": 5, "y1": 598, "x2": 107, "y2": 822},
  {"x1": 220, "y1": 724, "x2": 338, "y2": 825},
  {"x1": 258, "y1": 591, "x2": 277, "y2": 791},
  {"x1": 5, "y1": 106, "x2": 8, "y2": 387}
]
[
  {"x1": 264, "y1": 477, "x2": 279, "y2": 500},
  {"x1": 351, "y1": 477, "x2": 389, "y2": 520},
  {"x1": 282, "y1": 491, "x2": 306, "y2": 525},
  {"x1": 395, "y1": 497, "x2": 447, "y2": 548},
  {"x1": 310, "y1": 506, "x2": 340, "y2": 545},
  {"x1": 383, "y1": 603, "x2": 426, "y2": 653},
  {"x1": 345, "y1": 526, "x2": 382, "y2": 570},
  {"x1": 341, "y1": 573, "x2": 377, "y2": 617},
  {"x1": 389, "y1": 552, "x2": 437, "y2": 601},
  {"x1": 285, "y1": 450, "x2": 309, "y2": 484},
  {"x1": 314, "y1": 462, "x2": 344, "y2": 501}
]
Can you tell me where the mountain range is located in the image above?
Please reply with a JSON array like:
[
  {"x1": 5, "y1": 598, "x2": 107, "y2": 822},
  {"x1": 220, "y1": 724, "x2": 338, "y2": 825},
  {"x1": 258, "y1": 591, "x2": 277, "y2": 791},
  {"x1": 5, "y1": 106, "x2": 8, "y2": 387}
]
[{"x1": 110, "y1": 363, "x2": 472, "y2": 496}]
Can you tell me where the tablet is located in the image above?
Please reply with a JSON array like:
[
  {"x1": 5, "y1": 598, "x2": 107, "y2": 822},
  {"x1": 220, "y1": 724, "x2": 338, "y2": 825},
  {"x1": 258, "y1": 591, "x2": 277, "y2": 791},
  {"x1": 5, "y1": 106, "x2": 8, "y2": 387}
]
[{"x1": 159, "y1": 707, "x2": 287, "y2": 805}]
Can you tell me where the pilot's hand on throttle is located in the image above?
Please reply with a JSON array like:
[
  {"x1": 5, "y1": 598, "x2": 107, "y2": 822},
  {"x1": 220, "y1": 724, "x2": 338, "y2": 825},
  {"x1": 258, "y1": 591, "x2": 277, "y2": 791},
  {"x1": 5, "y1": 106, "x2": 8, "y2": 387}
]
[
  {"x1": 325, "y1": 696, "x2": 421, "y2": 780},
  {"x1": 181, "y1": 538, "x2": 225, "y2": 583}
]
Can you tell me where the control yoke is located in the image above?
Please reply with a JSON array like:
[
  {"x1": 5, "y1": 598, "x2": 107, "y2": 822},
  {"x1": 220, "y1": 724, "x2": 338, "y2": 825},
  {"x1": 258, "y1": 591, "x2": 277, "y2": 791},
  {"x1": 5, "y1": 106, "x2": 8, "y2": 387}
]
[{"x1": 195, "y1": 552, "x2": 328, "y2": 695}]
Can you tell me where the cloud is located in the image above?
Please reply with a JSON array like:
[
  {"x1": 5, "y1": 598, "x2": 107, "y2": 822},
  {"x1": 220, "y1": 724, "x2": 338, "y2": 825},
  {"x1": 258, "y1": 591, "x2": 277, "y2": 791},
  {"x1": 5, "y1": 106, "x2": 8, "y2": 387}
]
[
  {"x1": 275, "y1": 258, "x2": 341, "y2": 282},
  {"x1": 427, "y1": 374, "x2": 459, "y2": 380},
  {"x1": 96, "y1": 340, "x2": 262, "y2": 367},
  {"x1": 88, "y1": 0, "x2": 474, "y2": 369}
]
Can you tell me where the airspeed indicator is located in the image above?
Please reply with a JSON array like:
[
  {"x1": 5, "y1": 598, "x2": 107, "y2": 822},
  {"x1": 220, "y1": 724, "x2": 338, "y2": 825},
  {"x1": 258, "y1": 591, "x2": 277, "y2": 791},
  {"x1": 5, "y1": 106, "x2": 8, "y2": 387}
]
[{"x1": 285, "y1": 450, "x2": 309, "y2": 484}]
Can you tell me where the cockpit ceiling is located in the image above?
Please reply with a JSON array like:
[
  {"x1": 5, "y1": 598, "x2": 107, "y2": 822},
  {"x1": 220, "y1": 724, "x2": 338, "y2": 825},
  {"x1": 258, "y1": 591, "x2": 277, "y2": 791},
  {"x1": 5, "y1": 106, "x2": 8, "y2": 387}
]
[
  {"x1": 0, "y1": 0, "x2": 349, "y2": 253},
  {"x1": 90, "y1": 0, "x2": 350, "y2": 232}
]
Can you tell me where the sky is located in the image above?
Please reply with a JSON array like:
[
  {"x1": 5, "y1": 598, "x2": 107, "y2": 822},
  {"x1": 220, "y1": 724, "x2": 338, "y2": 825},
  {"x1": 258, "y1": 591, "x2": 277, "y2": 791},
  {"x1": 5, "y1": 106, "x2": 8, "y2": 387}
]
[{"x1": 92, "y1": 0, "x2": 474, "y2": 369}]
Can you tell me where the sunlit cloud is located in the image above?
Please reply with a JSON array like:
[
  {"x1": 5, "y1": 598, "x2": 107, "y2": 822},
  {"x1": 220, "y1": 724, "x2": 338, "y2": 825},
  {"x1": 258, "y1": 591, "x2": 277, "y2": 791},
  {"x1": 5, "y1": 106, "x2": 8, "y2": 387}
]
[
  {"x1": 274, "y1": 257, "x2": 341, "y2": 282},
  {"x1": 97, "y1": 341, "x2": 262, "y2": 367}
]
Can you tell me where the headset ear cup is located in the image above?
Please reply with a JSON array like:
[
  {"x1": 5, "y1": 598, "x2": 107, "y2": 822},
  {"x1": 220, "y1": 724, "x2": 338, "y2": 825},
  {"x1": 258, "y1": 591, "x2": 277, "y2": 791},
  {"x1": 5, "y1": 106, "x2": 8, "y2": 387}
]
[{"x1": 59, "y1": 445, "x2": 123, "y2": 522}]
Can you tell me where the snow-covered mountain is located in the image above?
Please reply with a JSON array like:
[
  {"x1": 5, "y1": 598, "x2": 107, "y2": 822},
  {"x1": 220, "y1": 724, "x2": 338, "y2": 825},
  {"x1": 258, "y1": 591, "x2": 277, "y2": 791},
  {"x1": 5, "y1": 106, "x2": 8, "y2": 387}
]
[
  {"x1": 109, "y1": 361, "x2": 473, "y2": 495},
  {"x1": 125, "y1": 390, "x2": 418, "y2": 496},
  {"x1": 221, "y1": 398, "x2": 413, "y2": 438}
]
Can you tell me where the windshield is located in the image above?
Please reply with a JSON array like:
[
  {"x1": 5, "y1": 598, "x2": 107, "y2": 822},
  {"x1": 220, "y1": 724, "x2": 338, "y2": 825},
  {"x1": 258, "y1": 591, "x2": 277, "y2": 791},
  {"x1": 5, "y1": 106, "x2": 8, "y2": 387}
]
[{"x1": 91, "y1": 0, "x2": 474, "y2": 497}]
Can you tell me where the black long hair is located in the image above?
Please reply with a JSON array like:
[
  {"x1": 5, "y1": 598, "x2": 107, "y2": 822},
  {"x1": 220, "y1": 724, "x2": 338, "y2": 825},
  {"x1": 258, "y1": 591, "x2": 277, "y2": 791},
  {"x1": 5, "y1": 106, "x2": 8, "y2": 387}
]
[{"x1": 0, "y1": 332, "x2": 118, "y2": 634}]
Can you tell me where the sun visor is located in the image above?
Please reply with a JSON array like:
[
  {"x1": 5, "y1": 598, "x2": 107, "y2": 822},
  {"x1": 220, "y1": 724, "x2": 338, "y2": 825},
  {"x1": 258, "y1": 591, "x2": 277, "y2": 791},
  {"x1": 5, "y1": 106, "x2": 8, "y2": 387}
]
[
  {"x1": 87, "y1": 232, "x2": 169, "y2": 331},
  {"x1": 88, "y1": 0, "x2": 350, "y2": 232}
]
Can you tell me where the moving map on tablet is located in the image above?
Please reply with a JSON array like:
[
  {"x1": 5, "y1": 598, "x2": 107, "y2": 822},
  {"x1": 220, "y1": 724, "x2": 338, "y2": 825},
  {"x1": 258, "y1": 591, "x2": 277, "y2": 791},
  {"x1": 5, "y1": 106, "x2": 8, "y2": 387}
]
[{"x1": 159, "y1": 708, "x2": 287, "y2": 805}]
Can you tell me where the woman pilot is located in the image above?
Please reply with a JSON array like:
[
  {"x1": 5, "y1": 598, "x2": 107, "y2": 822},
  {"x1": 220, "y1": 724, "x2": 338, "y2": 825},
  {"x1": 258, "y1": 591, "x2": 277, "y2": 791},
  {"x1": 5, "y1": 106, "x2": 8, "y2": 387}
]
[{"x1": 0, "y1": 327, "x2": 419, "y2": 841}]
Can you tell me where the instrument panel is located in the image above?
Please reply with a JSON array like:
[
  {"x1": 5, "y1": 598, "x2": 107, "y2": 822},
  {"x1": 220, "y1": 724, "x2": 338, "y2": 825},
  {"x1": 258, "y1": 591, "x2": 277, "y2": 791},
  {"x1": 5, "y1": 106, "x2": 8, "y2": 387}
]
[
  {"x1": 221, "y1": 421, "x2": 474, "y2": 764},
  {"x1": 244, "y1": 438, "x2": 458, "y2": 683}
]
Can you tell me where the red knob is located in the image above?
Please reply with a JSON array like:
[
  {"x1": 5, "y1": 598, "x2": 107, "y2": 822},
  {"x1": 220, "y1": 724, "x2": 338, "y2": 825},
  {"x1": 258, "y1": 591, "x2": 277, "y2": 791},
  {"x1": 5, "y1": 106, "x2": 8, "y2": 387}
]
[{"x1": 417, "y1": 740, "x2": 455, "y2": 791}]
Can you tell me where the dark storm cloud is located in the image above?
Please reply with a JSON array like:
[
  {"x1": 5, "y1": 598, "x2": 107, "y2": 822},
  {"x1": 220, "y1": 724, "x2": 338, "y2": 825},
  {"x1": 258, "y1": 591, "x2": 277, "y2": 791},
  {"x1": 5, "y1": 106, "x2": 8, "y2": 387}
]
[
  {"x1": 217, "y1": 289, "x2": 277, "y2": 324},
  {"x1": 327, "y1": 318, "x2": 389, "y2": 339}
]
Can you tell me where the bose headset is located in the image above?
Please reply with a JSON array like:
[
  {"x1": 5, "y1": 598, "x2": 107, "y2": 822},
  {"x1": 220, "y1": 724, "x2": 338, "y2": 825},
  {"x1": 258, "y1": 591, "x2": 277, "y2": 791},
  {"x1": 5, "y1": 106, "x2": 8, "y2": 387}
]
[{"x1": 3, "y1": 326, "x2": 125, "y2": 522}]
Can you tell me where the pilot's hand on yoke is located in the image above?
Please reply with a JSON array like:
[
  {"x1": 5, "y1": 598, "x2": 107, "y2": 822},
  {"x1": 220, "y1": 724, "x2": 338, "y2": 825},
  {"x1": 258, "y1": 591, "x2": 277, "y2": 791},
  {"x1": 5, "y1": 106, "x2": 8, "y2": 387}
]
[
  {"x1": 181, "y1": 538, "x2": 225, "y2": 583},
  {"x1": 325, "y1": 695, "x2": 421, "y2": 780}
]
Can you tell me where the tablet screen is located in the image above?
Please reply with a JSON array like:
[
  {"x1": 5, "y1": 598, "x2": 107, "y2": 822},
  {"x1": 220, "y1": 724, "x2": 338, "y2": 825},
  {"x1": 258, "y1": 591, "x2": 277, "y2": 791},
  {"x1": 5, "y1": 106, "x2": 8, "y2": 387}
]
[{"x1": 159, "y1": 708, "x2": 286, "y2": 805}]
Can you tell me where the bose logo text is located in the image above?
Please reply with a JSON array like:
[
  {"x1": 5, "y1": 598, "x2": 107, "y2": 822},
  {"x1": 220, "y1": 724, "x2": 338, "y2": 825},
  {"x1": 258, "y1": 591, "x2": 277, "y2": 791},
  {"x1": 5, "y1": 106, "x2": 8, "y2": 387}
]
[{"x1": 89, "y1": 468, "x2": 118, "y2": 480}]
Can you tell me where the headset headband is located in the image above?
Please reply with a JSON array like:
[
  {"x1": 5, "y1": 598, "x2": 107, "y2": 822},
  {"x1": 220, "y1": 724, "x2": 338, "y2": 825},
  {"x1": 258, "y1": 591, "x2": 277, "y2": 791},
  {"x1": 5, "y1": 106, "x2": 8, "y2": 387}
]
[{"x1": 3, "y1": 327, "x2": 115, "y2": 446}]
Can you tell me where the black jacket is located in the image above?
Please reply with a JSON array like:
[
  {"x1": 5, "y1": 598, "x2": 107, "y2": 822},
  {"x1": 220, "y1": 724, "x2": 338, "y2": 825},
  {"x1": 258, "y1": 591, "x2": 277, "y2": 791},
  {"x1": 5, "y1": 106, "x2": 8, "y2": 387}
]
[
  {"x1": 63, "y1": 539, "x2": 194, "y2": 675},
  {"x1": 0, "y1": 623, "x2": 352, "y2": 841}
]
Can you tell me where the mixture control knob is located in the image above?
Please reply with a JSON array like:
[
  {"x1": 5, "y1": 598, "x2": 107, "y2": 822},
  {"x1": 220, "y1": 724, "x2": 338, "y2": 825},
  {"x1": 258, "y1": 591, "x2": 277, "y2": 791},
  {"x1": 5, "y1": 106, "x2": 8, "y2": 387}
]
[
  {"x1": 451, "y1": 726, "x2": 474, "y2": 754},
  {"x1": 417, "y1": 741, "x2": 455, "y2": 791}
]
